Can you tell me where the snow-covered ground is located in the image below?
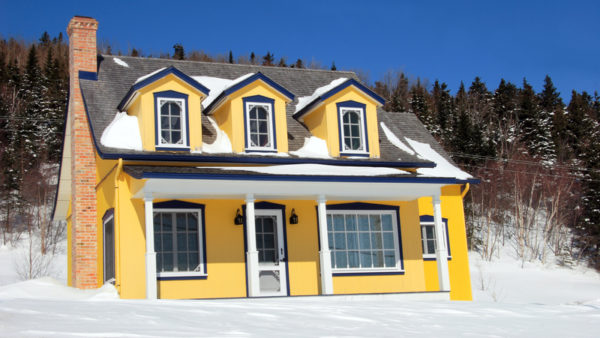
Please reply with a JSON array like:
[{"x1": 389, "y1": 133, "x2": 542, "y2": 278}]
[{"x1": 0, "y1": 240, "x2": 599, "y2": 337}]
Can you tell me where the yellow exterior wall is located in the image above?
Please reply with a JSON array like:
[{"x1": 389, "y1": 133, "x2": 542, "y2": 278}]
[
  {"x1": 212, "y1": 80, "x2": 290, "y2": 154},
  {"x1": 418, "y1": 185, "x2": 473, "y2": 301},
  {"x1": 127, "y1": 74, "x2": 206, "y2": 152},
  {"x1": 301, "y1": 86, "x2": 381, "y2": 158}
]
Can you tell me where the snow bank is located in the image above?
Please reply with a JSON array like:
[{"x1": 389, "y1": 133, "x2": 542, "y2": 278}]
[
  {"x1": 289, "y1": 136, "x2": 331, "y2": 158},
  {"x1": 193, "y1": 73, "x2": 254, "y2": 108},
  {"x1": 380, "y1": 122, "x2": 415, "y2": 156},
  {"x1": 199, "y1": 117, "x2": 233, "y2": 153},
  {"x1": 211, "y1": 163, "x2": 408, "y2": 176},
  {"x1": 404, "y1": 137, "x2": 472, "y2": 180},
  {"x1": 112, "y1": 57, "x2": 129, "y2": 68},
  {"x1": 135, "y1": 67, "x2": 166, "y2": 84},
  {"x1": 0, "y1": 277, "x2": 118, "y2": 301},
  {"x1": 295, "y1": 78, "x2": 348, "y2": 114},
  {"x1": 100, "y1": 112, "x2": 143, "y2": 150}
]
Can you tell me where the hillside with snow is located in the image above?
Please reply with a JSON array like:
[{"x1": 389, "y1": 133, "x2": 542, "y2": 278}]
[{"x1": 0, "y1": 239, "x2": 599, "y2": 337}]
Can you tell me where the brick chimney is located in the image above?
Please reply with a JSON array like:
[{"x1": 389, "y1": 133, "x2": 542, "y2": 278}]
[{"x1": 67, "y1": 16, "x2": 99, "y2": 289}]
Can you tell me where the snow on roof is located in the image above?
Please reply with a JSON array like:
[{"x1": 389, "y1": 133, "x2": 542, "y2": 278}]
[
  {"x1": 198, "y1": 117, "x2": 233, "y2": 153},
  {"x1": 295, "y1": 78, "x2": 348, "y2": 114},
  {"x1": 135, "y1": 67, "x2": 166, "y2": 84},
  {"x1": 100, "y1": 112, "x2": 143, "y2": 151},
  {"x1": 112, "y1": 57, "x2": 129, "y2": 68},
  {"x1": 380, "y1": 122, "x2": 415, "y2": 156},
  {"x1": 210, "y1": 163, "x2": 409, "y2": 176},
  {"x1": 192, "y1": 73, "x2": 254, "y2": 108},
  {"x1": 289, "y1": 136, "x2": 331, "y2": 159},
  {"x1": 404, "y1": 137, "x2": 472, "y2": 180}
]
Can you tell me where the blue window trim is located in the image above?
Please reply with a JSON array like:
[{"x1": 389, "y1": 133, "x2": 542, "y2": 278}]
[
  {"x1": 153, "y1": 200, "x2": 208, "y2": 280},
  {"x1": 79, "y1": 70, "x2": 97, "y2": 81},
  {"x1": 153, "y1": 90, "x2": 190, "y2": 151},
  {"x1": 316, "y1": 202, "x2": 405, "y2": 276},
  {"x1": 293, "y1": 78, "x2": 386, "y2": 120},
  {"x1": 242, "y1": 95, "x2": 277, "y2": 152},
  {"x1": 204, "y1": 72, "x2": 294, "y2": 114},
  {"x1": 336, "y1": 100, "x2": 369, "y2": 156},
  {"x1": 420, "y1": 215, "x2": 451, "y2": 260},
  {"x1": 117, "y1": 66, "x2": 209, "y2": 111},
  {"x1": 241, "y1": 201, "x2": 291, "y2": 297}
]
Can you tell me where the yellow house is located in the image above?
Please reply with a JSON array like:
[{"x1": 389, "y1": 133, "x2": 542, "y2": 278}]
[{"x1": 53, "y1": 16, "x2": 477, "y2": 301}]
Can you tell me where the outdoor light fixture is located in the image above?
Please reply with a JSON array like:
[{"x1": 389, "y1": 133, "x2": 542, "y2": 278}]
[
  {"x1": 289, "y1": 209, "x2": 299, "y2": 225},
  {"x1": 234, "y1": 209, "x2": 244, "y2": 225}
]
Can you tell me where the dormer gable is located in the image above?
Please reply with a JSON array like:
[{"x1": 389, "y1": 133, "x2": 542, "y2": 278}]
[
  {"x1": 118, "y1": 66, "x2": 210, "y2": 151},
  {"x1": 199, "y1": 72, "x2": 295, "y2": 154},
  {"x1": 293, "y1": 78, "x2": 385, "y2": 158}
]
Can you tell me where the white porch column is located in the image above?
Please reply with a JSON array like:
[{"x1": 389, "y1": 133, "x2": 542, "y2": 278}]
[
  {"x1": 144, "y1": 194, "x2": 157, "y2": 299},
  {"x1": 245, "y1": 194, "x2": 260, "y2": 297},
  {"x1": 432, "y1": 195, "x2": 450, "y2": 292},
  {"x1": 317, "y1": 195, "x2": 334, "y2": 295}
]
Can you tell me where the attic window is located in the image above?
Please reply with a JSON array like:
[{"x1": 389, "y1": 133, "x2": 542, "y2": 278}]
[
  {"x1": 243, "y1": 95, "x2": 277, "y2": 152},
  {"x1": 337, "y1": 101, "x2": 368, "y2": 156},
  {"x1": 154, "y1": 91, "x2": 189, "y2": 150}
]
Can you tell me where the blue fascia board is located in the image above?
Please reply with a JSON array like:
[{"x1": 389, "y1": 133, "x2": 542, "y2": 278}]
[
  {"x1": 79, "y1": 70, "x2": 98, "y2": 81},
  {"x1": 203, "y1": 72, "x2": 295, "y2": 115},
  {"x1": 138, "y1": 171, "x2": 470, "y2": 185},
  {"x1": 293, "y1": 78, "x2": 386, "y2": 120},
  {"x1": 117, "y1": 66, "x2": 210, "y2": 111}
]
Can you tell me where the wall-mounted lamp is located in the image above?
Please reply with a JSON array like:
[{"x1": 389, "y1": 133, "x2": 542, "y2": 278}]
[
  {"x1": 289, "y1": 208, "x2": 299, "y2": 225},
  {"x1": 234, "y1": 209, "x2": 244, "y2": 225}
]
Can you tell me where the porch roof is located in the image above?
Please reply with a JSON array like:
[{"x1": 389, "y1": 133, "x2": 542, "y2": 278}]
[{"x1": 125, "y1": 165, "x2": 467, "y2": 201}]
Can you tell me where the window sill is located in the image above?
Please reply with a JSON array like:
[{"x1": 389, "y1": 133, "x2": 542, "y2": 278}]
[
  {"x1": 155, "y1": 146, "x2": 190, "y2": 152},
  {"x1": 332, "y1": 269, "x2": 405, "y2": 276},
  {"x1": 339, "y1": 152, "x2": 370, "y2": 157},
  {"x1": 157, "y1": 273, "x2": 207, "y2": 281}
]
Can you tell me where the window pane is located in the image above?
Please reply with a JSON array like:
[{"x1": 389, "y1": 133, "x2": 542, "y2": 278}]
[
  {"x1": 189, "y1": 253, "x2": 199, "y2": 271},
  {"x1": 263, "y1": 217, "x2": 274, "y2": 232},
  {"x1": 347, "y1": 232, "x2": 358, "y2": 250},
  {"x1": 327, "y1": 215, "x2": 332, "y2": 231},
  {"x1": 171, "y1": 131, "x2": 181, "y2": 144},
  {"x1": 154, "y1": 233, "x2": 161, "y2": 251},
  {"x1": 344, "y1": 138, "x2": 352, "y2": 150},
  {"x1": 358, "y1": 215, "x2": 369, "y2": 231},
  {"x1": 351, "y1": 125, "x2": 359, "y2": 137},
  {"x1": 187, "y1": 214, "x2": 198, "y2": 231},
  {"x1": 156, "y1": 254, "x2": 163, "y2": 272},
  {"x1": 188, "y1": 234, "x2": 198, "y2": 251},
  {"x1": 259, "y1": 120, "x2": 268, "y2": 133},
  {"x1": 257, "y1": 107, "x2": 267, "y2": 119},
  {"x1": 264, "y1": 233, "x2": 274, "y2": 250},
  {"x1": 425, "y1": 226, "x2": 435, "y2": 240},
  {"x1": 263, "y1": 249, "x2": 275, "y2": 262},
  {"x1": 384, "y1": 250, "x2": 396, "y2": 267},
  {"x1": 162, "y1": 234, "x2": 173, "y2": 251},
  {"x1": 370, "y1": 215, "x2": 381, "y2": 231},
  {"x1": 328, "y1": 232, "x2": 334, "y2": 250},
  {"x1": 259, "y1": 135, "x2": 269, "y2": 147},
  {"x1": 161, "y1": 103, "x2": 169, "y2": 116},
  {"x1": 427, "y1": 239, "x2": 437, "y2": 254},
  {"x1": 335, "y1": 251, "x2": 347, "y2": 268},
  {"x1": 343, "y1": 125, "x2": 350, "y2": 136},
  {"x1": 382, "y1": 215, "x2": 393, "y2": 231},
  {"x1": 346, "y1": 215, "x2": 357, "y2": 231},
  {"x1": 383, "y1": 232, "x2": 395, "y2": 249},
  {"x1": 161, "y1": 116, "x2": 169, "y2": 128},
  {"x1": 250, "y1": 107, "x2": 257, "y2": 119},
  {"x1": 161, "y1": 130, "x2": 170, "y2": 144},
  {"x1": 373, "y1": 251, "x2": 384, "y2": 267},
  {"x1": 178, "y1": 253, "x2": 188, "y2": 271},
  {"x1": 255, "y1": 218, "x2": 263, "y2": 232},
  {"x1": 250, "y1": 120, "x2": 257, "y2": 133},
  {"x1": 170, "y1": 102, "x2": 180, "y2": 115},
  {"x1": 360, "y1": 251, "x2": 372, "y2": 268},
  {"x1": 333, "y1": 215, "x2": 345, "y2": 231},
  {"x1": 348, "y1": 251, "x2": 359, "y2": 268},
  {"x1": 343, "y1": 112, "x2": 350, "y2": 123},
  {"x1": 349, "y1": 111, "x2": 359, "y2": 123},
  {"x1": 352, "y1": 138, "x2": 361, "y2": 150},
  {"x1": 177, "y1": 233, "x2": 187, "y2": 252},
  {"x1": 176, "y1": 214, "x2": 186, "y2": 231},
  {"x1": 359, "y1": 232, "x2": 371, "y2": 250},
  {"x1": 371, "y1": 232, "x2": 383, "y2": 250},
  {"x1": 334, "y1": 233, "x2": 346, "y2": 250},
  {"x1": 162, "y1": 253, "x2": 173, "y2": 271}
]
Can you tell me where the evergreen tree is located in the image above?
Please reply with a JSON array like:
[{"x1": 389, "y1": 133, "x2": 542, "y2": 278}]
[
  {"x1": 250, "y1": 52, "x2": 256, "y2": 64},
  {"x1": 330, "y1": 62, "x2": 336, "y2": 71},
  {"x1": 39, "y1": 31, "x2": 50, "y2": 46},
  {"x1": 566, "y1": 90, "x2": 592, "y2": 157},
  {"x1": 294, "y1": 59, "x2": 304, "y2": 69},
  {"x1": 130, "y1": 48, "x2": 139, "y2": 57},
  {"x1": 518, "y1": 78, "x2": 555, "y2": 162},
  {"x1": 409, "y1": 78, "x2": 435, "y2": 132},
  {"x1": 431, "y1": 80, "x2": 453, "y2": 140},
  {"x1": 262, "y1": 52, "x2": 274, "y2": 66},
  {"x1": 228, "y1": 50, "x2": 234, "y2": 64},
  {"x1": 172, "y1": 44, "x2": 185, "y2": 60},
  {"x1": 538, "y1": 75, "x2": 567, "y2": 160},
  {"x1": 389, "y1": 73, "x2": 410, "y2": 113},
  {"x1": 277, "y1": 57, "x2": 287, "y2": 67}
]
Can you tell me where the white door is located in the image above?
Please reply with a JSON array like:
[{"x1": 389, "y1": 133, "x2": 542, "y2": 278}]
[{"x1": 254, "y1": 209, "x2": 287, "y2": 297}]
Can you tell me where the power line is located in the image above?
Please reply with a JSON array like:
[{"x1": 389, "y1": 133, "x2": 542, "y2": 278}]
[{"x1": 450, "y1": 152, "x2": 600, "y2": 174}]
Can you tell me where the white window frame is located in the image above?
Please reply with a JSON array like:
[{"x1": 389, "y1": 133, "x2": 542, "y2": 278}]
[
  {"x1": 326, "y1": 209, "x2": 403, "y2": 274},
  {"x1": 153, "y1": 208, "x2": 206, "y2": 278},
  {"x1": 339, "y1": 107, "x2": 367, "y2": 154},
  {"x1": 245, "y1": 101, "x2": 275, "y2": 151},
  {"x1": 420, "y1": 221, "x2": 451, "y2": 260},
  {"x1": 156, "y1": 97, "x2": 188, "y2": 148}
]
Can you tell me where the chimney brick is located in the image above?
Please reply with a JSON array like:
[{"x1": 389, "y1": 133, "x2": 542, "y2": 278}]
[{"x1": 67, "y1": 16, "x2": 99, "y2": 289}]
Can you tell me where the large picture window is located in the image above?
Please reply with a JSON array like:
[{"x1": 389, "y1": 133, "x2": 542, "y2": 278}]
[
  {"x1": 153, "y1": 209, "x2": 204, "y2": 277},
  {"x1": 244, "y1": 95, "x2": 276, "y2": 152},
  {"x1": 327, "y1": 210, "x2": 402, "y2": 273}
]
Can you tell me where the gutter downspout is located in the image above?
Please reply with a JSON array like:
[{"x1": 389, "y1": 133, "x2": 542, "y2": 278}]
[
  {"x1": 460, "y1": 183, "x2": 470, "y2": 198},
  {"x1": 114, "y1": 158, "x2": 123, "y2": 294}
]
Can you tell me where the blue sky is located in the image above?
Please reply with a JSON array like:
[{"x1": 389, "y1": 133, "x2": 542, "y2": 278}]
[{"x1": 1, "y1": 0, "x2": 598, "y2": 100}]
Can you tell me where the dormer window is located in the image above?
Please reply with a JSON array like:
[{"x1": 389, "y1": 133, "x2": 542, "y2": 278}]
[
  {"x1": 337, "y1": 101, "x2": 368, "y2": 156},
  {"x1": 243, "y1": 95, "x2": 277, "y2": 152},
  {"x1": 154, "y1": 91, "x2": 189, "y2": 150}
]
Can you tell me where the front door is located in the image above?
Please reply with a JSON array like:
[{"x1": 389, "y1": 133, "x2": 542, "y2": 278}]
[{"x1": 255, "y1": 210, "x2": 287, "y2": 296}]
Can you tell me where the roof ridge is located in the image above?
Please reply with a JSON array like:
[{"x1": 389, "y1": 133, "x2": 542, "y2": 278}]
[{"x1": 102, "y1": 54, "x2": 357, "y2": 76}]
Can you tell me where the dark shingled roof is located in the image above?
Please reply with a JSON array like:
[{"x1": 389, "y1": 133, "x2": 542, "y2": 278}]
[{"x1": 79, "y1": 55, "x2": 452, "y2": 166}]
